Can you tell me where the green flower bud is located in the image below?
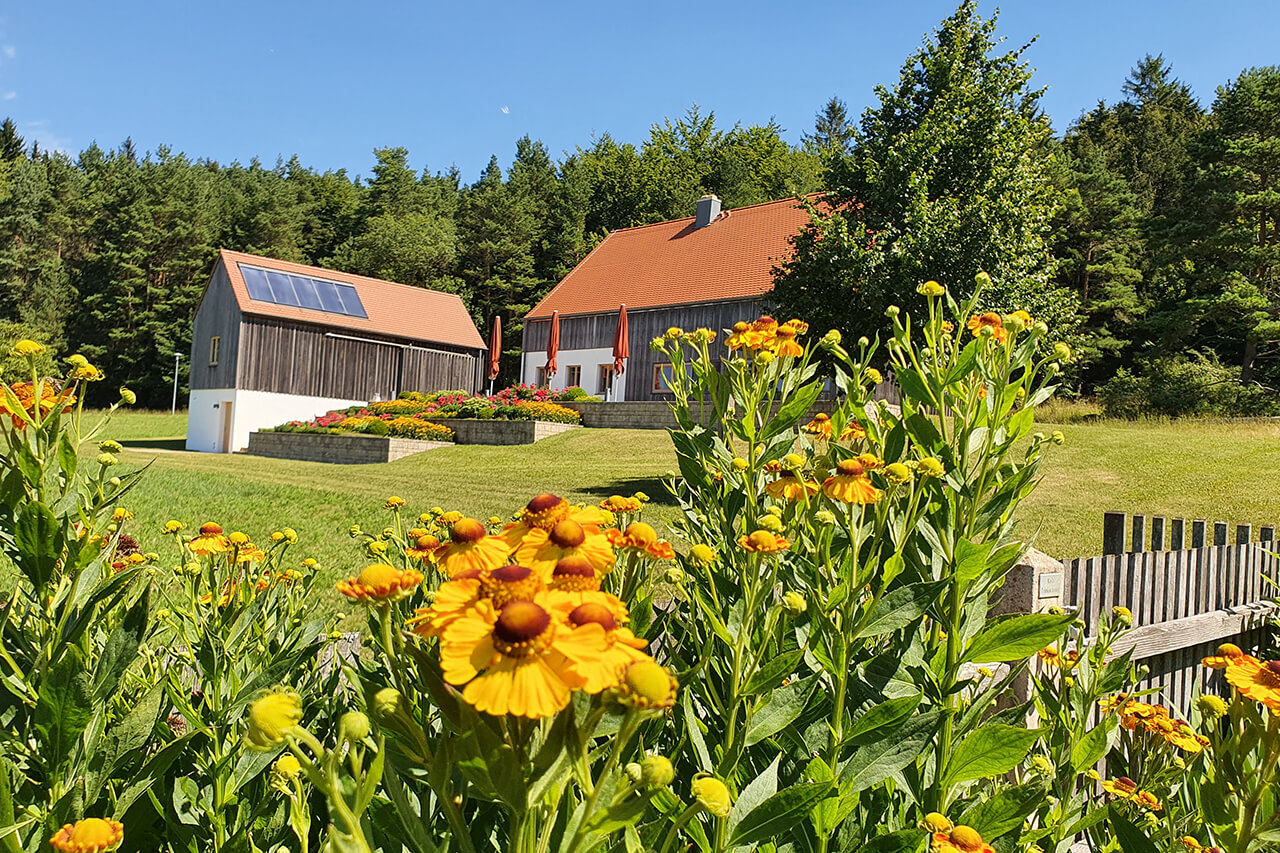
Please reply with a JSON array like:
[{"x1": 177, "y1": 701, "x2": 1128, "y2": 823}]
[
  {"x1": 1196, "y1": 695, "x2": 1228, "y2": 719},
  {"x1": 641, "y1": 755, "x2": 675, "y2": 787},
  {"x1": 885, "y1": 305, "x2": 900, "y2": 318},
  {"x1": 884, "y1": 462, "x2": 913, "y2": 485},
  {"x1": 814, "y1": 510, "x2": 836, "y2": 526},
  {"x1": 625, "y1": 762, "x2": 643, "y2": 782},
  {"x1": 759, "y1": 514, "x2": 783, "y2": 533},
  {"x1": 691, "y1": 776, "x2": 732, "y2": 818},
  {"x1": 97, "y1": 453, "x2": 119, "y2": 467},
  {"x1": 98, "y1": 440, "x2": 123, "y2": 454},
  {"x1": 688, "y1": 544, "x2": 717, "y2": 565},
  {"x1": 120, "y1": 388, "x2": 136, "y2": 405},
  {"x1": 664, "y1": 567, "x2": 686, "y2": 585},
  {"x1": 782, "y1": 590, "x2": 807, "y2": 615},
  {"x1": 341, "y1": 711, "x2": 371, "y2": 742},
  {"x1": 1051, "y1": 430, "x2": 1065, "y2": 446}
]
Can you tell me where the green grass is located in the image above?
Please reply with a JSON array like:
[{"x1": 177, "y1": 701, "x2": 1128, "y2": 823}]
[{"x1": 94, "y1": 410, "x2": 1280, "y2": 604}]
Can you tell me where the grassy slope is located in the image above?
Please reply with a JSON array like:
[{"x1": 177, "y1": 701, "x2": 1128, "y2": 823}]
[{"x1": 103, "y1": 410, "x2": 1280, "y2": 578}]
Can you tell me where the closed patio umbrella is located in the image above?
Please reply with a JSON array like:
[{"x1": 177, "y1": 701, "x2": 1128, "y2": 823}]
[
  {"x1": 544, "y1": 310, "x2": 560, "y2": 380},
  {"x1": 612, "y1": 305, "x2": 629, "y2": 394},
  {"x1": 486, "y1": 315, "x2": 502, "y2": 394}
]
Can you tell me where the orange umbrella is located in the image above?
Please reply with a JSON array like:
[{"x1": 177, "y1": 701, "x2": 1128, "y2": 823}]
[
  {"x1": 612, "y1": 304, "x2": 629, "y2": 375},
  {"x1": 487, "y1": 315, "x2": 502, "y2": 382},
  {"x1": 544, "y1": 311, "x2": 560, "y2": 379}
]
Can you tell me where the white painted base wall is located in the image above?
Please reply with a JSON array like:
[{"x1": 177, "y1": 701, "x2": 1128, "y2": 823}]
[
  {"x1": 520, "y1": 347, "x2": 627, "y2": 400},
  {"x1": 186, "y1": 388, "x2": 366, "y2": 454}
]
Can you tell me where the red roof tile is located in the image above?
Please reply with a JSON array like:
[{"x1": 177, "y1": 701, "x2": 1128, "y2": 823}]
[
  {"x1": 215, "y1": 250, "x2": 485, "y2": 350},
  {"x1": 526, "y1": 195, "x2": 817, "y2": 319}
]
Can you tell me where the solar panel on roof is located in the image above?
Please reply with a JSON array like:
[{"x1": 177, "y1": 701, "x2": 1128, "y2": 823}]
[{"x1": 237, "y1": 263, "x2": 368, "y2": 319}]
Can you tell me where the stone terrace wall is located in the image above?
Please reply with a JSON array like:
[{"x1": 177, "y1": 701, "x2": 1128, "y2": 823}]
[
  {"x1": 247, "y1": 432, "x2": 450, "y2": 464},
  {"x1": 560, "y1": 400, "x2": 839, "y2": 431},
  {"x1": 417, "y1": 420, "x2": 579, "y2": 445}
]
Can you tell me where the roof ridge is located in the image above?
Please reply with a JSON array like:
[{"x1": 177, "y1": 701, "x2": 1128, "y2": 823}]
[{"x1": 602, "y1": 193, "x2": 818, "y2": 236}]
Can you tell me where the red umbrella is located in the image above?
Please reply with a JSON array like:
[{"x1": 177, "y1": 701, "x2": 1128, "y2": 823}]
[
  {"x1": 544, "y1": 311, "x2": 560, "y2": 379},
  {"x1": 487, "y1": 315, "x2": 502, "y2": 382},
  {"x1": 612, "y1": 304, "x2": 629, "y2": 375}
]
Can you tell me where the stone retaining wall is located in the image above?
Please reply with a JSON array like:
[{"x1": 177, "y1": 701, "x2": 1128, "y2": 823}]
[
  {"x1": 247, "y1": 432, "x2": 451, "y2": 464},
  {"x1": 559, "y1": 400, "x2": 839, "y2": 431},
  {"x1": 418, "y1": 419, "x2": 579, "y2": 445}
]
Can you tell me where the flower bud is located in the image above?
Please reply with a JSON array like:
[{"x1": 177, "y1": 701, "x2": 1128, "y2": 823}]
[
  {"x1": 917, "y1": 280, "x2": 945, "y2": 298},
  {"x1": 857, "y1": 336, "x2": 870, "y2": 348},
  {"x1": 1054, "y1": 342, "x2": 1072, "y2": 361},
  {"x1": 273, "y1": 753, "x2": 303, "y2": 782},
  {"x1": 782, "y1": 590, "x2": 807, "y2": 615},
  {"x1": 341, "y1": 710, "x2": 371, "y2": 742},
  {"x1": 649, "y1": 336, "x2": 665, "y2": 351},
  {"x1": 247, "y1": 691, "x2": 303, "y2": 749},
  {"x1": 754, "y1": 350, "x2": 774, "y2": 366},
  {"x1": 108, "y1": 476, "x2": 122, "y2": 487},
  {"x1": 641, "y1": 755, "x2": 675, "y2": 787},
  {"x1": 1112, "y1": 606, "x2": 1133, "y2": 626},
  {"x1": 1195, "y1": 695, "x2": 1228, "y2": 719},
  {"x1": 1032, "y1": 321, "x2": 1049, "y2": 336},
  {"x1": 691, "y1": 776, "x2": 732, "y2": 818},
  {"x1": 120, "y1": 388, "x2": 136, "y2": 405},
  {"x1": 97, "y1": 453, "x2": 119, "y2": 466},
  {"x1": 664, "y1": 567, "x2": 686, "y2": 585},
  {"x1": 918, "y1": 457, "x2": 945, "y2": 478},
  {"x1": 282, "y1": 528, "x2": 298, "y2": 543},
  {"x1": 731, "y1": 457, "x2": 748, "y2": 471},
  {"x1": 1051, "y1": 430, "x2": 1065, "y2": 446},
  {"x1": 759, "y1": 514, "x2": 783, "y2": 533},
  {"x1": 864, "y1": 368, "x2": 883, "y2": 385},
  {"x1": 98, "y1": 440, "x2": 123, "y2": 454},
  {"x1": 974, "y1": 271, "x2": 992, "y2": 289},
  {"x1": 11, "y1": 338, "x2": 45, "y2": 357},
  {"x1": 665, "y1": 327, "x2": 684, "y2": 340},
  {"x1": 814, "y1": 510, "x2": 836, "y2": 526},
  {"x1": 688, "y1": 544, "x2": 716, "y2": 565},
  {"x1": 884, "y1": 462, "x2": 913, "y2": 485},
  {"x1": 885, "y1": 305, "x2": 900, "y2": 318},
  {"x1": 228, "y1": 531, "x2": 249, "y2": 546},
  {"x1": 625, "y1": 762, "x2": 643, "y2": 782},
  {"x1": 783, "y1": 453, "x2": 804, "y2": 470},
  {"x1": 822, "y1": 329, "x2": 842, "y2": 346},
  {"x1": 923, "y1": 813, "x2": 953, "y2": 833}
]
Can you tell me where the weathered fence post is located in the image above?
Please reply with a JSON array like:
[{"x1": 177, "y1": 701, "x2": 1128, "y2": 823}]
[
  {"x1": 1103, "y1": 512, "x2": 1126, "y2": 555},
  {"x1": 1261, "y1": 525, "x2": 1276, "y2": 543},
  {"x1": 1151, "y1": 517, "x2": 1166, "y2": 551},
  {"x1": 1131, "y1": 515, "x2": 1147, "y2": 553},
  {"x1": 1192, "y1": 520, "x2": 1207, "y2": 548},
  {"x1": 1236, "y1": 524, "x2": 1252, "y2": 545},
  {"x1": 1214, "y1": 522, "x2": 1229, "y2": 547},
  {"x1": 1170, "y1": 518, "x2": 1186, "y2": 550}
]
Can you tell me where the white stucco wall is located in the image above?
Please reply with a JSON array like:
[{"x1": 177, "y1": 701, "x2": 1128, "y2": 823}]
[
  {"x1": 186, "y1": 388, "x2": 366, "y2": 454},
  {"x1": 520, "y1": 347, "x2": 627, "y2": 400}
]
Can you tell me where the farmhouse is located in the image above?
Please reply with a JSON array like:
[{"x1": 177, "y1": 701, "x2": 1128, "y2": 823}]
[
  {"x1": 186, "y1": 250, "x2": 485, "y2": 453},
  {"x1": 521, "y1": 194, "x2": 814, "y2": 401}
]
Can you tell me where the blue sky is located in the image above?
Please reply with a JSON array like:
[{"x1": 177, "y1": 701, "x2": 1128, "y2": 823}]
[{"x1": 1, "y1": 1, "x2": 1276, "y2": 183}]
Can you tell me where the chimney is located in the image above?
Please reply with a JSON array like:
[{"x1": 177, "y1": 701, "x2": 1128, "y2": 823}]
[{"x1": 695, "y1": 194, "x2": 721, "y2": 228}]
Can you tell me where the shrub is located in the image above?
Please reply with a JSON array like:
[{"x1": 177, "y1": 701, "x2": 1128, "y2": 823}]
[
  {"x1": 384, "y1": 417, "x2": 455, "y2": 442},
  {"x1": 368, "y1": 398, "x2": 430, "y2": 416},
  {"x1": 1099, "y1": 352, "x2": 1280, "y2": 418},
  {"x1": 511, "y1": 400, "x2": 581, "y2": 423}
]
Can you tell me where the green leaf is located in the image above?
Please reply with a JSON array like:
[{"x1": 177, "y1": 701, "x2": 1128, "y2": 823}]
[
  {"x1": 94, "y1": 588, "x2": 149, "y2": 702},
  {"x1": 954, "y1": 539, "x2": 994, "y2": 589},
  {"x1": 905, "y1": 413, "x2": 942, "y2": 452},
  {"x1": 726, "y1": 755, "x2": 779, "y2": 840},
  {"x1": 864, "y1": 830, "x2": 927, "y2": 853},
  {"x1": 86, "y1": 682, "x2": 165, "y2": 804},
  {"x1": 762, "y1": 381, "x2": 822, "y2": 440},
  {"x1": 963, "y1": 612, "x2": 1075, "y2": 664},
  {"x1": 172, "y1": 775, "x2": 202, "y2": 826},
  {"x1": 894, "y1": 366, "x2": 935, "y2": 408},
  {"x1": 959, "y1": 782, "x2": 1047, "y2": 839},
  {"x1": 14, "y1": 500, "x2": 59, "y2": 590},
  {"x1": 683, "y1": 691, "x2": 713, "y2": 770},
  {"x1": 943, "y1": 724, "x2": 1041, "y2": 791},
  {"x1": 743, "y1": 650, "x2": 804, "y2": 694},
  {"x1": 33, "y1": 648, "x2": 94, "y2": 772},
  {"x1": 14, "y1": 442, "x2": 40, "y2": 487},
  {"x1": 727, "y1": 781, "x2": 834, "y2": 848},
  {"x1": 847, "y1": 694, "x2": 922, "y2": 741},
  {"x1": 745, "y1": 677, "x2": 815, "y2": 746},
  {"x1": 1109, "y1": 805, "x2": 1160, "y2": 853},
  {"x1": 0, "y1": 756, "x2": 19, "y2": 853},
  {"x1": 1070, "y1": 720, "x2": 1115, "y2": 772},
  {"x1": 56, "y1": 433, "x2": 77, "y2": 482},
  {"x1": 854, "y1": 582, "x2": 946, "y2": 639},
  {"x1": 842, "y1": 710, "x2": 942, "y2": 792}
]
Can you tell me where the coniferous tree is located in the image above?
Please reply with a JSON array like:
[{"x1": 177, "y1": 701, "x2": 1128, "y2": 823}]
[
  {"x1": 774, "y1": 1, "x2": 1075, "y2": 344},
  {"x1": 802, "y1": 96, "x2": 854, "y2": 158}
]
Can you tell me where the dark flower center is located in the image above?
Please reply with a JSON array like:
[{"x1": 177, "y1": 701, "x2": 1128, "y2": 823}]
[
  {"x1": 550, "y1": 520, "x2": 586, "y2": 548},
  {"x1": 569, "y1": 602, "x2": 617, "y2": 631},
  {"x1": 494, "y1": 601, "x2": 550, "y2": 644},
  {"x1": 450, "y1": 518, "x2": 487, "y2": 543}
]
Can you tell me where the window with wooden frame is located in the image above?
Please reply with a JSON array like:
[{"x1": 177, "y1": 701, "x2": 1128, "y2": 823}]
[
  {"x1": 597, "y1": 364, "x2": 615, "y2": 393},
  {"x1": 566, "y1": 365, "x2": 582, "y2": 387},
  {"x1": 535, "y1": 366, "x2": 547, "y2": 386},
  {"x1": 209, "y1": 336, "x2": 220, "y2": 366},
  {"x1": 652, "y1": 363, "x2": 675, "y2": 394}
]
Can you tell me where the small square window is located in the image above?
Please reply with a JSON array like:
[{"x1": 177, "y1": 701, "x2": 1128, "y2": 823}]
[
  {"x1": 566, "y1": 365, "x2": 581, "y2": 387},
  {"x1": 653, "y1": 363, "x2": 675, "y2": 394},
  {"x1": 209, "y1": 336, "x2": 220, "y2": 366},
  {"x1": 535, "y1": 366, "x2": 547, "y2": 386},
  {"x1": 598, "y1": 364, "x2": 615, "y2": 393}
]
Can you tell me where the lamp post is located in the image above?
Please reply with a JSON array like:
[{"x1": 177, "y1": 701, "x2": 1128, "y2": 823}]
[{"x1": 171, "y1": 353, "x2": 182, "y2": 415}]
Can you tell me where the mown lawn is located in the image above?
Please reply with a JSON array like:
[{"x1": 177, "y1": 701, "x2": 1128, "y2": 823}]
[{"x1": 96, "y1": 410, "x2": 1280, "y2": 612}]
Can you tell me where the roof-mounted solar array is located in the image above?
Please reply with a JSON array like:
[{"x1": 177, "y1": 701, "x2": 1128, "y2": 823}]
[{"x1": 238, "y1": 263, "x2": 368, "y2": 319}]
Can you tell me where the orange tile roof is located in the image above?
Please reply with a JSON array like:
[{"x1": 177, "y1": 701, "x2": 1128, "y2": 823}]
[
  {"x1": 214, "y1": 249, "x2": 485, "y2": 350},
  {"x1": 526, "y1": 195, "x2": 817, "y2": 319}
]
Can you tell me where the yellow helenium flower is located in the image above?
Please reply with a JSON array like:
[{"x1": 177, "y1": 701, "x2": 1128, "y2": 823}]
[
  {"x1": 49, "y1": 818, "x2": 124, "y2": 852},
  {"x1": 822, "y1": 458, "x2": 882, "y2": 505},
  {"x1": 932, "y1": 825, "x2": 995, "y2": 853},
  {"x1": 738, "y1": 529, "x2": 790, "y2": 554},
  {"x1": 548, "y1": 589, "x2": 649, "y2": 693},
  {"x1": 408, "y1": 573, "x2": 483, "y2": 637},
  {"x1": 600, "y1": 494, "x2": 642, "y2": 513},
  {"x1": 273, "y1": 753, "x2": 303, "y2": 781},
  {"x1": 519, "y1": 518, "x2": 615, "y2": 577},
  {"x1": 247, "y1": 691, "x2": 303, "y2": 749},
  {"x1": 11, "y1": 338, "x2": 45, "y2": 357},
  {"x1": 384, "y1": 496, "x2": 405, "y2": 508},
  {"x1": 1225, "y1": 657, "x2": 1280, "y2": 711},
  {"x1": 967, "y1": 312, "x2": 1007, "y2": 343},
  {"x1": 607, "y1": 522, "x2": 676, "y2": 560},
  {"x1": 436, "y1": 518, "x2": 511, "y2": 577},
  {"x1": 500, "y1": 493, "x2": 605, "y2": 550},
  {"x1": 765, "y1": 472, "x2": 820, "y2": 502},
  {"x1": 1202, "y1": 642, "x2": 1247, "y2": 669},
  {"x1": 437, "y1": 595, "x2": 601, "y2": 719},
  {"x1": 802, "y1": 412, "x2": 834, "y2": 440},
  {"x1": 188, "y1": 522, "x2": 229, "y2": 555},
  {"x1": 336, "y1": 563, "x2": 424, "y2": 602},
  {"x1": 550, "y1": 554, "x2": 601, "y2": 592},
  {"x1": 405, "y1": 533, "x2": 442, "y2": 562}
]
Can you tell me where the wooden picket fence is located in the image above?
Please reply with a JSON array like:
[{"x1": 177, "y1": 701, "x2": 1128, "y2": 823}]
[{"x1": 1058, "y1": 512, "x2": 1279, "y2": 715}]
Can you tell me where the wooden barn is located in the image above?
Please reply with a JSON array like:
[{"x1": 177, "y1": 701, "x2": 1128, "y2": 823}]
[
  {"x1": 521, "y1": 194, "x2": 813, "y2": 401},
  {"x1": 187, "y1": 250, "x2": 485, "y2": 453}
]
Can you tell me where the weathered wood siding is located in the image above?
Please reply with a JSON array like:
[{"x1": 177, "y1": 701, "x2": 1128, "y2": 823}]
[
  {"x1": 238, "y1": 317, "x2": 482, "y2": 400},
  {"x1": 523, "y1": 298, "x2": 768, "y2": 401},
  {"x1": 189, "y1": 265, "x2": 242, "y2": 390}
]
